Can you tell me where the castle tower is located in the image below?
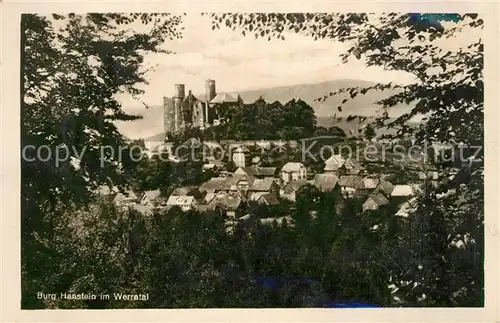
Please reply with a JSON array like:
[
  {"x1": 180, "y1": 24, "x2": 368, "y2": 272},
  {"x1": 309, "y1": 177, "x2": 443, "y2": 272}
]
[
  {"x1": 164, "y1": 84, "x2": 185, "y2": 138},
  {"x1": 204, "y1": 79, "x2": 216, "y2": 127},
  {"x1": 173, "y1": 84, "x2": 185, "y2": 133},
  {"x1": 205, "y1": 79, "x2": 216, "y2": 102},
  {"x1": 163, "y1": 96, "x2": 175, "y2": 140}
]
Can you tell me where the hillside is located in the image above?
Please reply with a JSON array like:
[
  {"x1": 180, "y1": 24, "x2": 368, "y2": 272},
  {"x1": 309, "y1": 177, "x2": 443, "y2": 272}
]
[{"x1": 116, "y1": 79, "x2": 412, "y2": 140}]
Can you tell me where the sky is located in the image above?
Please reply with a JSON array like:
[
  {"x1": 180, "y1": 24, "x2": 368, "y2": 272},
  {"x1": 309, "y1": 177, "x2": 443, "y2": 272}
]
[{"x1": 117, "y1": 13, "x2": 417, "y2": 111}]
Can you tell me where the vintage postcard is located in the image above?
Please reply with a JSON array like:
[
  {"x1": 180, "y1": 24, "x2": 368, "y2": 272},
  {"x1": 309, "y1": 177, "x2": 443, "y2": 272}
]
[{"x1": 1, "y1": 0, "x2": 499, "y2": 322}]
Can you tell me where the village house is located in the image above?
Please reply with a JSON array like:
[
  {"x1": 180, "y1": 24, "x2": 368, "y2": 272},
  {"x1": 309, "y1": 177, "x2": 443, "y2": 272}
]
[
  {"x1": 312, "y1": 173, "x2": 340, "y2": 192},
  {"x1": 355, "y1": 177, "x2": 380, "y2": 197},
  {"x1": 250, "y1": 177, "x2": 280, "y2": 196},
  {"x1": 224, "y1": 174, "x2": 255, "y2": 192},
  {"x1": 342, "y1": 159, "x2": 365, "y2": 175},
  {"x1": 338, "y1": 175, "x2": 364, "y2": 196},
  {"x1": 231, "y1": 146, "x2": 250, "y2": 168},
  {"x1": 171, "y1": 185, "x2": 199, "y2": 197},
  {"x1": 256, "y1": 193, "x2": 280, "y2": 206},
  {"x1": 280, "y1": 179, "x2": 310, "y2": 202},
  {"x1": 199, "y1": 177, "x2": 228, "y2": 194},
  {"x1": 140, "y1": 189, "x2": 163, "y2": 206},
  {"x1": 323, "y1": 155, "x2": 346, "y2": 173},
  {"x1": 362, "y1": 193, "x2": 390, "y2": 212},
  {"x1": 373, "y1": 180, "x2": 395, "y2": 197},
  {"x1": 324, "y1": 155, "x2": 364, "y2": 175},
  {"x1": 113, "y1": 189, "x2": 139, "y2": 208},
  {"x1": 234, "y1": 166, "x2": 277, "y2": 178},
  {"x1": 391, "y1": 184, "x2": 422, "y2": 202},
  {"x1": 166, "y1": 195, "x2": 197, "y2": 212},
  {"x1": 249, "y1": 186, "x2": 280, "y2": 204},
  {"x1": 216, "y1": 196, "x2": 245, "y2": 219},
  {"x1": 202, "y1": 192, "x2": 217, "y2": 205},
  {"x1": 280, "y1": 162, "x2": 307, "y2": 183},
  {"x1": 391, "y1": 184, "x2": 418, "y2": 197},
  {"x1": 363, "y1": 177, "x2": 380, "y2": 190}
]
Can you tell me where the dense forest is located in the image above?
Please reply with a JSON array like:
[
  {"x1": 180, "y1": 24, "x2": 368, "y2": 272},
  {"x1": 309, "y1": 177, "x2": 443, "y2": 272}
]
[{"x1": 21, "y1": 13, "x2": 484, "y2": 309}]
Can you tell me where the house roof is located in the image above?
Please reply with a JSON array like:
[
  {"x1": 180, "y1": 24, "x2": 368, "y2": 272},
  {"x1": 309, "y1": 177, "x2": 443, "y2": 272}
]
[
  {"x1": 257, "y1": 193, "x2": 280, "y2": 205},
  {"x1": 113, "y1": 190, "x2": 138, "y2": 202},
  {"x1": 181, "y1": 92, "x2": 200, "y2": 107},
  {"x1": 234, "y1": 167, "x2": 248, "y2": 176},
  {"x1": 211, "y1": 92, "x2": 237, "y2": 104},
  {"x1": 250, "y1": 178, "x2": 276, "y2": 191},
  {"x1": 203, "y1": 193, "x2": 217, "y2": 204},
  {"x1": 375, "y1": 180, "x2": 395, "y2": 195},
  {"x1": 199, "y1": 177, "x2": 227, "y2": 193},
  {"x1": 171, "y1": 185, "x2": 198, "y2": 196},
  {"x1": 366, "y1": 193, "x2": 389, "y2": 206},
  {"x1": 255, "y1": 167, "x2": 277, "y2": 177},
  {"x1": 343, "y1": 159, "x2": 364, "y2": 170},
  {"x1": 391, "y1": 184, "x2": 422, "y2": 196},
  {"x1": 166, "y1": 195, "x2": 196, "y2": 206},
  {"x1": 324, "y1": 155, "x2": 345, "y2": 171},
  {"x1": 142, "y1": 189, "x2": 161, "y2": 200},
  {"x1": 283, "y1": 179, "x2": 310, "y2": 193},
  {"x1": 225, "y1": 174, "x2": 255, "y2": 190},
  {"x1": 391, "y1": 185, "x2": 416, "y2": 197},
  {"x1": 281, "y1": 162, "x2": 305, "y2": 173},
  {"x1": 237, "y1": 166, "x2": 276, "y2": 177},
  {"x1": 363, "y1": 178, "x2": 380, "y2": 189},
  {"x1": 313, "y1": 173, "x2": 340, "y2": 192},
  {"x1": 249, "y1": 191, "x2": 266, "y2": 201},
  {"x1": 339, "y1": 175, "x2": 364, "y2": 188},
  {"x1": 216, "y1": 196, "x2": 242, "y2": 211}
]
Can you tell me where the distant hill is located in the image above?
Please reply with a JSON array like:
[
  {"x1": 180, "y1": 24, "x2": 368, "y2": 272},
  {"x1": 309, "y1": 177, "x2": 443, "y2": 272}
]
[
  {"x1": 316, "y1": 116, "x2": 420, "y2": 138},
  {"x1": 116, "y1": 79, "x2": 412, "y2": 140},
  {"x1": 141, "y1": 116, "x2": 415, "y2": 142}
]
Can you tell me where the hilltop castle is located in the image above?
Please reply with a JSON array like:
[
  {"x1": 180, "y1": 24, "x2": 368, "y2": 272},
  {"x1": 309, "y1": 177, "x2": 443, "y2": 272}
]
[{"x1": 163, "y1": 79, "x2": 239, "y2": 138}]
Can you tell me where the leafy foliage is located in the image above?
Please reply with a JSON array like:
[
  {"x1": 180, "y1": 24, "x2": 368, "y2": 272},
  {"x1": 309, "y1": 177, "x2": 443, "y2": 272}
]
[
  {"x1": 21, "y1": 13, "x2": 184, "y2": 307},
  {"x1": 206, "y1": 12, "x2": 484, "y2": 306},
  {"x1": 203, "y1": 98, "x2": 318, "y2": 140}
]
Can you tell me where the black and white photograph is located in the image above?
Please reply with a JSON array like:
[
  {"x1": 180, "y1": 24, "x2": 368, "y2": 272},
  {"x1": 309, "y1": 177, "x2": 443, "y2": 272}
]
[{"x1": 1, "y1": 1, "x2": 499, "y2": 320}]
